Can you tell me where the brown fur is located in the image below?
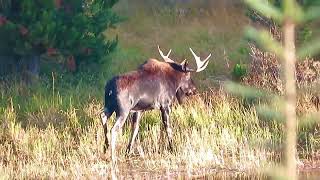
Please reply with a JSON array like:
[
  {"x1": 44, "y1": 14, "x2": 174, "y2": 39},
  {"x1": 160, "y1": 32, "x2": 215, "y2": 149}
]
[
  {"x1": 116, "y1": 71, "x2": 141, "y2": 91},
  {"x1": 116, "y1": 59, "x2": 184, "y2": 91},
  {"x1": 140, "y1": 59, "x2": 171, "y2": 73},
  {"x1": 140, "y1": 59, "x2": 184, "y2": 81}
]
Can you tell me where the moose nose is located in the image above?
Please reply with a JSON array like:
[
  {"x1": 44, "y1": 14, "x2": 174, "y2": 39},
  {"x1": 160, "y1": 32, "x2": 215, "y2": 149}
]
[
  {"x1": 191, "y1": 88, "x2": 197, "y2": 95},
  {"x1": 187, "y1": 89, "x2": 196, "y2": 96}
]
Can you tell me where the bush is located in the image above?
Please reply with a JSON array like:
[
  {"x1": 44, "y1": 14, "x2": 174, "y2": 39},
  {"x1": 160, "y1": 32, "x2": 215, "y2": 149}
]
[{"x1": 232, "y1": 63, "x2": 247, "y2": 80}]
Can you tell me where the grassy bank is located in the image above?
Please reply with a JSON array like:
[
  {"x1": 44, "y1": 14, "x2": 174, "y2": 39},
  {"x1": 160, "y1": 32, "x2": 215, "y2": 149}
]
[
  {"x1": 104, "y1": 0, "x2": 249, "y2": 86},
  {"x1": 0, "y1": 80, "x2": 319, "y2": 178},
  {"x1": 0, "y1": 83, "x2": 270, "y2": 178}
]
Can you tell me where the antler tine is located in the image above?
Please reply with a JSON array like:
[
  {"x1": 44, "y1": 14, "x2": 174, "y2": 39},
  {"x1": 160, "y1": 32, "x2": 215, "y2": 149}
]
[
  {"x1": 189, "y1": 48, "x2": 211, "y2": 72},
  {"x1": 158, "y1": 45, "x2": 174, "y2": 63},
  {"x1": 167, "y1": 49, "x2": 172, "y2": 57}
]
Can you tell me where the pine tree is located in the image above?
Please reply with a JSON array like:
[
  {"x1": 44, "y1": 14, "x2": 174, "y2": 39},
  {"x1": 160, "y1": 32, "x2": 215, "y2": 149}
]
[
  {"x1": 0, "y1": 0, "x2": 121, "y2": 78},
  {"x1": 241, "y1": 0, "x2": 320, "y2": 179}
]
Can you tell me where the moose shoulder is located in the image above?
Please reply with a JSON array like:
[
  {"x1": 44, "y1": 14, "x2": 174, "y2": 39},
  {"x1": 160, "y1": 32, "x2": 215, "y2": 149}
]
[{"x1": 101, "y1": 46, "x2": 211, "y2": 163}]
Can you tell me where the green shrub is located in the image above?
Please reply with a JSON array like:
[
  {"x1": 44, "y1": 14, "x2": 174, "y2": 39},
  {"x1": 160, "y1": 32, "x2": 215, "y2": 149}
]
[{"x1": 232, "y1": 63, "x2": 247, "y2": 80}]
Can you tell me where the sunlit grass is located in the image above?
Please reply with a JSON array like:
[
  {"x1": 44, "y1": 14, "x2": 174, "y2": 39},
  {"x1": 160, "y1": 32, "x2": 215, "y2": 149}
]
[{"x1": 1, "y1": 79, "x2": 317, "y2": 178}]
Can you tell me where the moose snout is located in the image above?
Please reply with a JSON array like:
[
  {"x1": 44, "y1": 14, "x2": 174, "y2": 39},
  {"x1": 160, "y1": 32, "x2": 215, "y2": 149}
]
[{"x1": 186, "y1": 87, "x2": 197, "y2": 96}]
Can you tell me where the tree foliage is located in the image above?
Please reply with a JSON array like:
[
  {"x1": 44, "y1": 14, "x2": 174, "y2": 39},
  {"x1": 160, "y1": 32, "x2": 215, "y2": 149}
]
[{"x1": 0, "y1": 0, "x2": 121, "y2": 72}]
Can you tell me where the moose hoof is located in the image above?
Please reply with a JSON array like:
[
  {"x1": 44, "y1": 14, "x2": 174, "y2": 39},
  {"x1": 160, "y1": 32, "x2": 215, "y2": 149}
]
[{"x1": 103, "y1": 145, "x2": 109, "y2": 154}]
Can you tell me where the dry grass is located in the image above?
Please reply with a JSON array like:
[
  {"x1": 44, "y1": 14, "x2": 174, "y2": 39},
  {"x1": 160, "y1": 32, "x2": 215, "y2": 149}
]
[
  {"x1": 1, "y1": 82, "x2": 318, "y2": 178},
  {"x1": 243, "y1": 32, "x2": 320, "y2": 118},
  {"x1": 0, "y1": 85, "x2": 288, "y2": 178}
]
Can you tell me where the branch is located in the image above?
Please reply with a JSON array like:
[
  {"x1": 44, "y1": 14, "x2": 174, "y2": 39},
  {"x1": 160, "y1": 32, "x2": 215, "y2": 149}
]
[
  {"x1": 302, "y1": 6, "x2": 320, "y2": 23},
  {"x1": 297, "y1": 37, "x2": 320, "y2": 59},
  {"x1": 244, "y1": 0, "x2": 284, "y2": 23},
  {"x1": 245, "y1": 26, "x2": 284, "y2": 59}
]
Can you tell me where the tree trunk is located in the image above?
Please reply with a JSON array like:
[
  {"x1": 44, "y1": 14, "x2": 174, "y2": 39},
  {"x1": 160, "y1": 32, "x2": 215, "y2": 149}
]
[
  {"x1": 17, "y1": 54, "x2": 40, "y2": 84},
  {"x1": 26, "y1": 55, "x2": 40, "y2": 76},
  {"x1": 283, "y1": 19, "x2": 297, "y2": 180},
  {"x1": 0, "y1": 56, "x2": 16, "y2": 76}
]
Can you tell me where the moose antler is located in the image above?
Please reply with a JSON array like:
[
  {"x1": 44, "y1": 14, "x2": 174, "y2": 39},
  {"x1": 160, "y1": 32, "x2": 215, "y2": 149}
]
[
  {"x1": 158, "y1": 45, "x2": 175, "y2": 63},
  {"x1": 189, "y1": 48, "x2": 211, "y2": 72}
]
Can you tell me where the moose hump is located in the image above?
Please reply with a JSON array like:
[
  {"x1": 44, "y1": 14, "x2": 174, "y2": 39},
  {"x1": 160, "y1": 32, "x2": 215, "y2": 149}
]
[
  {"x1": 139, "y1": 59, "x2": 172, "y2": 73},
  {"x1": 116, "y1": 59, "x2": 175, "y2": 91}
]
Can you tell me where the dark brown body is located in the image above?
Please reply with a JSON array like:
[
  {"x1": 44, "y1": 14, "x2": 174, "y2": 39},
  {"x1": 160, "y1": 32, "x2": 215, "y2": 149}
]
[
  {"x1": 101, "y1": 58, "x2": 196, "y2": 162},
  {"x1": 104, "y1": 59, "x2": 194, "y2": 114}
]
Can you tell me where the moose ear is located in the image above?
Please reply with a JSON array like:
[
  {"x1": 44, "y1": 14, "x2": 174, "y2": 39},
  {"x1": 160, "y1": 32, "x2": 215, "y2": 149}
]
[{"x1": 180, "y1": 59, "x2": 194, "y2": 72}]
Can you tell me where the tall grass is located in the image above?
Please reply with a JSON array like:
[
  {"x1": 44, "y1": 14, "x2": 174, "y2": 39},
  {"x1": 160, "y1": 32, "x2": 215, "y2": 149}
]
[{"x1": 0, "y1": 79, "x2": 318, "y2": 178}]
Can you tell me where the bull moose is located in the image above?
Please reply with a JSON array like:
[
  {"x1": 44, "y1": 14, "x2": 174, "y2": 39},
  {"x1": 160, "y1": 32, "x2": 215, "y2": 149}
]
[{"x1": 101, "y1": 46, "x2": 211, "y2": 163}]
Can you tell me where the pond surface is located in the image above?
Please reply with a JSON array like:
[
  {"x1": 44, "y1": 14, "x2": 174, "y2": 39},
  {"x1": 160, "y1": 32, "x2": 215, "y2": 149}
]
[
  {"x1": 299, "y1": 170, "x2": 320, "y2": 180},
  {"x1": 107, "y1": 167, "x2": 320, "y2": 179}
]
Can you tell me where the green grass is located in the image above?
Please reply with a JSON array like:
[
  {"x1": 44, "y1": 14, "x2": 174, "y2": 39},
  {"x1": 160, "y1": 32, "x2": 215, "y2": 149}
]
[{"x1": 103, "y1": 1, "x2": 249, "y2": 85}]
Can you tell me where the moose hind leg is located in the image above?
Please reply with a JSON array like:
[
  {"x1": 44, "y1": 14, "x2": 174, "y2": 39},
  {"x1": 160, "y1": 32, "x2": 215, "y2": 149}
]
[
  {"x1": 160, "y1": 106, "x2": 173, "y2": 151},
  {"x1": 126, "y1": 111, "x2": 142, "y2": 155},
  {"x1": 101, "y1": 111, "x2": 111, "y2": 153},
  {"x1": 111, "y1": 112, "x2": 129, "y2": 164}
]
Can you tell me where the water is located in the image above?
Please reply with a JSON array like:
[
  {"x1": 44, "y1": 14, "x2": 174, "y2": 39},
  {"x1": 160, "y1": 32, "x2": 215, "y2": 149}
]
[
  {"x1": 300, "y1": 170, "x2": 320, "y2": 180},
  {"x1": 106, "y1": 166, "x2": 320, "y2": 179}
]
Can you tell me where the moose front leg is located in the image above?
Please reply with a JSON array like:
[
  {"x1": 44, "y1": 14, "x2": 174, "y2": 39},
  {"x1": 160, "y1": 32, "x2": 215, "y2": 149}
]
[{"x1": 160, "y1": 106, "x2": 173, "y2": 151}]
